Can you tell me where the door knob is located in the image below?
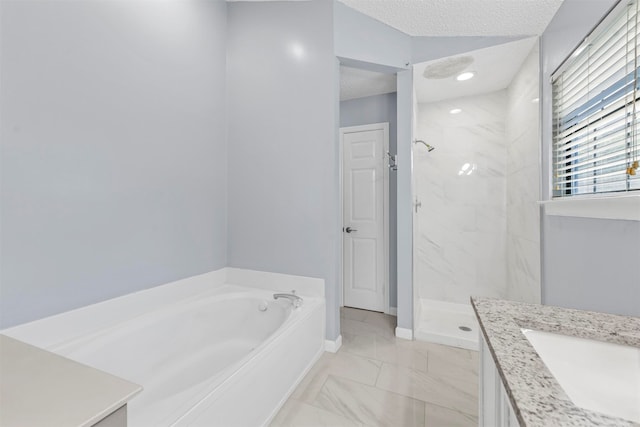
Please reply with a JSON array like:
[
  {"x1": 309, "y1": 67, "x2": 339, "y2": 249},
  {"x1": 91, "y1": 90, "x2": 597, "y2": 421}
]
[{"x1": 345, "y1": 227, "x2": 358, "y2": 233}]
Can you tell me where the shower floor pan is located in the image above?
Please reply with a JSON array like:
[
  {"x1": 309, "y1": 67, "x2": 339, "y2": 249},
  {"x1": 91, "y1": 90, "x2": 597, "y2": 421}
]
[{"x1": 415, "y1": 298, "x2": 479, "y2": 351}]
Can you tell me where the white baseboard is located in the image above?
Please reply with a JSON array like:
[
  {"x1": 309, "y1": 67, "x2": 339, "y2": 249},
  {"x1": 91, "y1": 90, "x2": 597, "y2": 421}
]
[
  {"x1": 387, "y1": 307, "x2": 397, "y2": 316},
  {"x1": 395, "y1": 327, "x2": 413, "y2": 340},
  {"x1": 324, "y1": 335, "x2": 343, "y2": 353}
]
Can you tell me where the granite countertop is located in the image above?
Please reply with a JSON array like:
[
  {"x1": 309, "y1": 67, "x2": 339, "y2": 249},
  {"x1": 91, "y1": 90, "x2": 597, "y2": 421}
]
[
  {"x1": 0, "y1": 334, "x2": 142, "y2": 427},
  {"x1": 471, "y1": 297, "x2": 640, "y2": 427}
]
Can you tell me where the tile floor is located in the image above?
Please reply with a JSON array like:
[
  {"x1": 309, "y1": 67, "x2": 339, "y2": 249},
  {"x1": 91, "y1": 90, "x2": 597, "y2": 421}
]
[{"x1": 270, "y1": 307, "x2": 479, "y2": 427}]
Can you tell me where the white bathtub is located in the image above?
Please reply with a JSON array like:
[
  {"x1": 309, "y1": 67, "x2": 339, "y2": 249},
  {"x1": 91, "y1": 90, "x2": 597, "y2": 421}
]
[{"x1": 2, "y1": 269, "x2": 326, "y2": 427}]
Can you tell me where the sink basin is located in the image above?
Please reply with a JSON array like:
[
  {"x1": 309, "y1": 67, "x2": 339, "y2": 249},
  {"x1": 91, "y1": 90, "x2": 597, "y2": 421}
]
[{"x1": 522, "y1": 328, "x2": 640, "y2": 423}]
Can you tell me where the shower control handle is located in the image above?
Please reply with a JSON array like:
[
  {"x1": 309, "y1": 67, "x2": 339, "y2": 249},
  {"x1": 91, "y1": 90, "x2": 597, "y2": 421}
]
[{"x1": 344, "y1": 227, "x2": 358, "y2": 233}]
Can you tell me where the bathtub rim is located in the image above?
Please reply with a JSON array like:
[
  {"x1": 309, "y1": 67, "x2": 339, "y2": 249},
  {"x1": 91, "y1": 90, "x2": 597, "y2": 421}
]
[
  {"x1": 1, "y1": 267, "x2": 324, "y2": 350},
  {"x1": 46, "y1": 288, "x2": 310, "y2": 355}
]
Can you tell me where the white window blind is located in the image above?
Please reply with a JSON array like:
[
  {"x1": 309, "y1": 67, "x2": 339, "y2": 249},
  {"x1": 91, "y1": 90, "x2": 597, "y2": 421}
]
[{"x1": 552, "y1": 0, "x2": 640, "y2": 197}]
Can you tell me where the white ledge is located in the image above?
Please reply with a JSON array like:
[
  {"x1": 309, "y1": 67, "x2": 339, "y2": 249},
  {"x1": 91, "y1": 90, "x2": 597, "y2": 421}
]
[{"x1": 541, "y1": 194, "x2": 640, "y2": 221}]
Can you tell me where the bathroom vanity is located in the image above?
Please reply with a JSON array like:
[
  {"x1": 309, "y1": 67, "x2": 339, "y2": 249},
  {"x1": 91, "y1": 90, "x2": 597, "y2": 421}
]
[
  {"x1": 0, "y1": 334, "x2": 141, "y2": 427},
  {"x1": 472, "y1": 297, "x2": 640, "y2": 427}
]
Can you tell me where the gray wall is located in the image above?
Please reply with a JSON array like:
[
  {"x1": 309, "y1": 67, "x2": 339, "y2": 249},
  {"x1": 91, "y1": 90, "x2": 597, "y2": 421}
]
[
  {"x1": 542, "y1": 215, "x2": 640, "y2": 316},
  {"x1": 540, "y1": 0, "x2": 640, "y2": 317},
  {"x1": 396, "y1": 70, "x2": 414, "y2": 331},
  {"x1": 226, "y1": 1, "x2": 340, "y2": 339},
  {"x1": 334, "y1": 1, "x2": 411, "y2": 71},
  {"x1": 0, "y1": 0, "x2": 228, "y2": 328},
  {"x1": 7, "y1": 0, "x2": 627, "y2": 341},
  {"x1": 340, "y1": 93, "x2": 398, "y2": 308},
  {"x1": 333, "y1": 4, "x2": 414, "y2": 331}
]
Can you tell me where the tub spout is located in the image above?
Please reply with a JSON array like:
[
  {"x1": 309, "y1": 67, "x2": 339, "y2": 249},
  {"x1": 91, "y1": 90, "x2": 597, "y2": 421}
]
[{"x1": 273, "y1": 292, "x2": 303, "y2": 308}]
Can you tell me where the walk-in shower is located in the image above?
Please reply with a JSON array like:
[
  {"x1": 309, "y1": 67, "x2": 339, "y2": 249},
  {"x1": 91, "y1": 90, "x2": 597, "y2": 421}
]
[{"x1": 412, "y1": 38, "x2": 542, "y2": 350}]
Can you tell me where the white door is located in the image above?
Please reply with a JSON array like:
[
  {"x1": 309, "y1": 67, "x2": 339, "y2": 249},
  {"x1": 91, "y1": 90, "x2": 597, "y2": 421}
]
[{"x1": 341, "y1": 123, "x2": 388, "y2": 312}]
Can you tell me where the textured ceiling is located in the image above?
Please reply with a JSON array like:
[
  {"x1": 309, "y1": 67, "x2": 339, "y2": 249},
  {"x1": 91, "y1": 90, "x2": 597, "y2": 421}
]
[
  {"x1": 414, "y1": 37, "x2": 537, "y2": 103},
  {"x1": 340, "y1": 66, "x2": 397, "y2": 101},
  {"x1": 336, "y1": 0, "x2": 564, "y2": 36}
]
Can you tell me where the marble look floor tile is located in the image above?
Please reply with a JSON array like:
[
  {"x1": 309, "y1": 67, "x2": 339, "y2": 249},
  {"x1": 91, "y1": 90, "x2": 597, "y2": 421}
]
[
  {"x1": 270, "y1": 398, "x2": 363, "y2": 427},
  {"x1": 279, "y1": 309, "x2": 481, "y2": 427},
  {"x1": 291, "y1": 351, "x2": 382, "y2": 403},
  {"x1": 291, "y1": 353, "x2": 336, "y2": 402},
  {"x1": 424, "y1": 402, "x2": 477, "y2": 427},
  {"x1": 412, "y1": 341, "x2": 477, "y2": 366},
  {"x1": 342, "y1": 332, "x2": 429, "y2": 372},
  {"x1": 341, "y1": 317, "x2": 396, "y2": 340},
  {"x1": 341, "y1": 307, "x2": 370, "y2": 322},
  {"x1": 313, "y1": 375, "x2": 425, "y2": 427},
  {"x1": 426, "y1": 344, "x2": 478, "y2": 383},
  {"x1": 470, "y1": 347, "x2": 479, "y2": 365},
  {"x1": 375, "y1": 363, "x2": 478, "y2": 417},
  {"x1": 362, "y1": 311, "x2": 396, "y2": 332}
]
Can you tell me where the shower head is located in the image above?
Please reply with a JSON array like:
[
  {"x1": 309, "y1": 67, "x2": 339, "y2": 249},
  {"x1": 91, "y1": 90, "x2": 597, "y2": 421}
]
[{"x1": 414, "y1": 140, "x2": 435, "y2": 152}]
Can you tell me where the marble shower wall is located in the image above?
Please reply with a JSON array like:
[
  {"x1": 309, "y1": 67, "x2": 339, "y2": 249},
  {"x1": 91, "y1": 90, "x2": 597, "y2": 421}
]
[
  {"x1": 414, "y1": 92, "x2": 509, "y2": 304},
  {"x1": 505, "y1": 43, "x2": 541, "y2": 304}
]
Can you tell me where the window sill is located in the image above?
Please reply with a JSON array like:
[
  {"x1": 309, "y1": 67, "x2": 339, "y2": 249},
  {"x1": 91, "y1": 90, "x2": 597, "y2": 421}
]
[{"x1": 540, "y1": 193, "x2": 640, "y2": 221}]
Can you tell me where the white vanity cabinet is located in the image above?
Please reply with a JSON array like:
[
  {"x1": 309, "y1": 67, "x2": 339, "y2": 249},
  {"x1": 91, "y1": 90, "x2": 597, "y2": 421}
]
[{"x1": 479, "y1": 335, "x2": 519, "y2": 427}]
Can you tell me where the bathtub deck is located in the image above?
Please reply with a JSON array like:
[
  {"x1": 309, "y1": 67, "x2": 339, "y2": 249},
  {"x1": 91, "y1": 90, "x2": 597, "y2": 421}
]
[{"x1": 271, "y1": 307, "x2": 478, "y2": 427}]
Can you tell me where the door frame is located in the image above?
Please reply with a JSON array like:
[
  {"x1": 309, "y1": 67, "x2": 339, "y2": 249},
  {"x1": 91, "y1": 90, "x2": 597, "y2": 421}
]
[{"x1": 339, "y1": 122, "x2": 390, "y2": 314}]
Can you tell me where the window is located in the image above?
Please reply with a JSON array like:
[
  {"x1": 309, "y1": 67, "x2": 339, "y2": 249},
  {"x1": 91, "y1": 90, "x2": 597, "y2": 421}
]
[{"x1": 552, "y1": 0, "x2": 640, "y2": 197}]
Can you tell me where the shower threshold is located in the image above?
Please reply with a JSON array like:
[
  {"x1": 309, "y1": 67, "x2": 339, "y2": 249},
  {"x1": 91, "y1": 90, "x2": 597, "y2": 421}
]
[{"x1": 415, "y1": 298, "x2": 479, "y2": 351}]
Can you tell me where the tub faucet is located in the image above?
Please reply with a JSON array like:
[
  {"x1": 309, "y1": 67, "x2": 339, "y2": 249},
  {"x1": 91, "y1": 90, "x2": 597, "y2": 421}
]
[{"x1": 273, "y1": 291, "x2": 303, "y2": 308}]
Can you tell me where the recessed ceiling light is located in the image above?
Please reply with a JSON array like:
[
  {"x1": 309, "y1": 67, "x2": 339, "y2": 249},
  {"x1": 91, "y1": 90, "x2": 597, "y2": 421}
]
[
  {"x1": 456, "y1": 72, "x2": 475, "y2": 81},
  {"x1": 450, "y1": 108, "x2": 462, "y2": 114}
]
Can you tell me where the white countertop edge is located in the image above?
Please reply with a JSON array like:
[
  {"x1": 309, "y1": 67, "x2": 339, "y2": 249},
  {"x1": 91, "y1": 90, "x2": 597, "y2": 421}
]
[
  {"x1": 540, "y1": 194, "x2": 640, "y2": 221},
  {"x1": 0, "y1": 335, "x2": 143, "y2": 427}
]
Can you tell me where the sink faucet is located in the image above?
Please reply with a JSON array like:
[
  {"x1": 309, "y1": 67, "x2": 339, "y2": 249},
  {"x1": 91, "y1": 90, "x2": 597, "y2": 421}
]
[{"x1": 273, "y1": 291, "x2": 303, "y2": 308}]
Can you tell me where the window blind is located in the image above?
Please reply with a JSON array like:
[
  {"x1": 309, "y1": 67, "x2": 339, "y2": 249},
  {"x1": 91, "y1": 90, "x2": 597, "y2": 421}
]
[{"x1": 552, "y1": 0, "x2": 640, "y2": 197}]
